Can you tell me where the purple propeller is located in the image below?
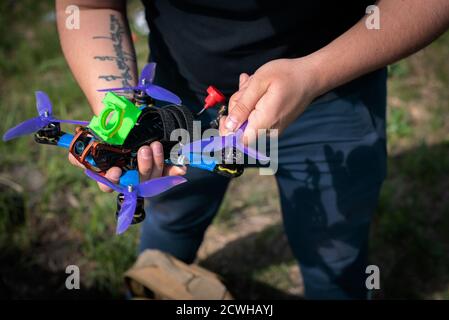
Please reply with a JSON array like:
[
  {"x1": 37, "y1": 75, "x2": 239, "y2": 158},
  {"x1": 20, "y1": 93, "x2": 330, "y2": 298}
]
[
  {"x1": 84, "y1": 169, "x2": 187, "y2": 234},
  {"x1": 179, "y1": 121, "x2": 270, "y2": 162},
  {"x1": 98, "y1": 62, "x2": 182, "y2": 105},
  {"x1": 3, "y1": 91, "x2": 89, "y2": 141}
]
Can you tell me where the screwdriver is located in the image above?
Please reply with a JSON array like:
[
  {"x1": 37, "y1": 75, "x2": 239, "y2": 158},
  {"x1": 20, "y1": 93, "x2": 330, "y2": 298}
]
[{"x1": 196, "y1": 86, "x2": 226, "y2": 116}]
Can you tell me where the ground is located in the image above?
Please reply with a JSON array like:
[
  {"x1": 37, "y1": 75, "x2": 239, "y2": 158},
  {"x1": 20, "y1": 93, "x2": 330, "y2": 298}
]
[{"x1": 0, "y1": 1, "x2": 448, "y2": 299}]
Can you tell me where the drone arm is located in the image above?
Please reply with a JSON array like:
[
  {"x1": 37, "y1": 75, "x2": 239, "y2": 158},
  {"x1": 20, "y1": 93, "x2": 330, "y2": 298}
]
[
  {"x1": 119, "y1": 169, "x2": 139, "y2": 188},
  {"x1": 56, "y1": 133, "x2": 74, "y2": 148},
  {"x1": 168, "y1": 153, "x2": 243, "y2": 178}
]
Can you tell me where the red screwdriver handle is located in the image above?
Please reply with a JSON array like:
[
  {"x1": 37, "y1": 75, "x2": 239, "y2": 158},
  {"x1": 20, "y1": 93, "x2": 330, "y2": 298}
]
[{"x1": 204, "y1": 86, "x2": 226, "y2": 110}]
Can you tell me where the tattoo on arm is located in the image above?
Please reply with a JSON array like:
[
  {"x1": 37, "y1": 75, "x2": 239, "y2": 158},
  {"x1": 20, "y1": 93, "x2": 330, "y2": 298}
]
[{"x1": 93, "y1": 15, "x2": 136, "y2": 87}]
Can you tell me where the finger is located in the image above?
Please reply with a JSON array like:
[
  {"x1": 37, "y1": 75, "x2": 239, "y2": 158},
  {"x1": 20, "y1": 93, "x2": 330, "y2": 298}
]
[
  {"x1": 228, "y1": 74, "x2": 251, "y2": 114},
  {"x1": 224, "y1": 76, "x2": 267, "y2": 134},
  {"x1": 228, "y1": 74, "x2": 251, "y2": 112},
  {"x1": 68, "y1": 153, "x2": 85, "y2": 169},
  {"x1": 218, "y1": 116, "x2": 228, "y2": 136},
  {"x1": 227, "y1": 90, "x2": 244, "y2": 111},
  {"x1": 220, "y1": 90, "x2": 244, "y2": 136},
  {"x1": 137, "y1": 145, "x2": 153, "y2": 181},
  {"x1": 221, "y1": 74, "x2": 251, "y2": 136},
  {"x1": 239, "y1": 73, "x2": 250, "y2": 89},
  {"x1": 163, "y1": 165, "x2": 187, "y2": 176},
  {"x1": 243, "y1": 91, "x2": 281, "y2": 143},
  {"x1": 149, "y1": 141, "x2": 164, "y2": 179},
  {"x1": 243, "y1": 110, "x2": 262, "y2": 146},
  {"x1": 98, "y1": 167, "x2": 122, "y2": 193}
]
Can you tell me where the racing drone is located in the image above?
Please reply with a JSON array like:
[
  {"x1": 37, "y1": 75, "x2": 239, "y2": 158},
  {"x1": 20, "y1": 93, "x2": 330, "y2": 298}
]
[{"x1": 2, "y1": 63, "x2": 269, "y2": 234}]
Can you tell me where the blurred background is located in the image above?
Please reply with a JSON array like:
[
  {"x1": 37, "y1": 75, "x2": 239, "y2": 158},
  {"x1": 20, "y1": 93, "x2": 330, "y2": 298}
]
[{"x1": 0, "y1": 0, "x2": 448, "y2": 299}]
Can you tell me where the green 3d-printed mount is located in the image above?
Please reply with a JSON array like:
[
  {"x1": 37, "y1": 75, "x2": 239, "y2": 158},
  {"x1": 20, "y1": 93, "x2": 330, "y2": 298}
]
[{"x1": 88, "y1": 92, "x2": 142, "y2": 145}]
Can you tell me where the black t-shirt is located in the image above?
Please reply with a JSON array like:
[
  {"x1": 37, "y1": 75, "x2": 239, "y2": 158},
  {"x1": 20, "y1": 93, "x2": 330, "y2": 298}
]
[{"x1": 142, "y1": 1, "x2": 373, "y2": 103}]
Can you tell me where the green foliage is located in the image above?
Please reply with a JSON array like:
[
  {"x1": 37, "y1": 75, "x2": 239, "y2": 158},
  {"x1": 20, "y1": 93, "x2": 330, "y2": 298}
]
[
  {"x1": 387, "y1": 108, "x2": 412, "y2": 139},
  {"x1": 388, "y1": 62, "x2": 411, "y2": 79},
  {"x1": 0, "y1": 0, "x2": 146, "y2": 297},
  {"x1": 252, "y1": 262, "x2": 296, "y2": 292},
  {"x1": 372, "y1": 143, "x2": 449, "y2": 298}
]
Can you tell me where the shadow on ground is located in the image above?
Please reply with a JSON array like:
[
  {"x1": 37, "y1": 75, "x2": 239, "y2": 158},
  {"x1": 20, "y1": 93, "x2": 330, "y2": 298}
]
[
  {"x1": 200, "y1": 223, "x2": 301, "y2": 300},
  {"x1": 371, "y1": 142, "x2": 449, "y2": 299},
  {"x1": 0, "y1": 182, "x2": 113, "y2": 299},
  {"x1": 0, "y1": 249, "x2": 113, "y2": 300},
  {"x1": 202, "y1": 142, "x2": 449, "y2": 299}
]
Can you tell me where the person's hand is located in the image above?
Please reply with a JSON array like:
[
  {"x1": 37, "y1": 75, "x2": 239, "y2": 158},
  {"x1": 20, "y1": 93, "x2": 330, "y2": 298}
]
[
  {"x1": 219, "y1": 58, "x2": 322, "y2": 140},
  {"x1": 68, "y1": 141, "x2": 186, "y2": 192}
]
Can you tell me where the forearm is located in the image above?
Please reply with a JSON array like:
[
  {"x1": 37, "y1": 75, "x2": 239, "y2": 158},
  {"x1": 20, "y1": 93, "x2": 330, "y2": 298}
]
[
  {"x1": 56, "y1": 0, "x2": 137, "y2": 114},
  {"x1": 306, "y1": 0, "x2": 449, "y2": 96}
]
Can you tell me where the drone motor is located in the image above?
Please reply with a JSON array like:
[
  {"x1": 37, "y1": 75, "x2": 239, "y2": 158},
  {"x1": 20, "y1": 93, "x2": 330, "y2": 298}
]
[{"x1": 116, "y1": 194, "x2": 146, "y2": 225}]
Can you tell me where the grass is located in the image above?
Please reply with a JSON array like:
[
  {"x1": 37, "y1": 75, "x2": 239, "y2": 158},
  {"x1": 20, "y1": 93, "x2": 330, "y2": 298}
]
[
  {"x1": 0, "y1": 0, "x2": 145, "y2": 298},
  {"x1": 0, "y1": 0, "x2": 448, "y2": 299}
]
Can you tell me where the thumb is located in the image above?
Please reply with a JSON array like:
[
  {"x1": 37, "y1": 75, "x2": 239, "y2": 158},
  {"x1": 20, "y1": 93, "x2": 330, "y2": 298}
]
[{"x1": 225, "y1": 76, "x2": 266, "y2": 133}]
